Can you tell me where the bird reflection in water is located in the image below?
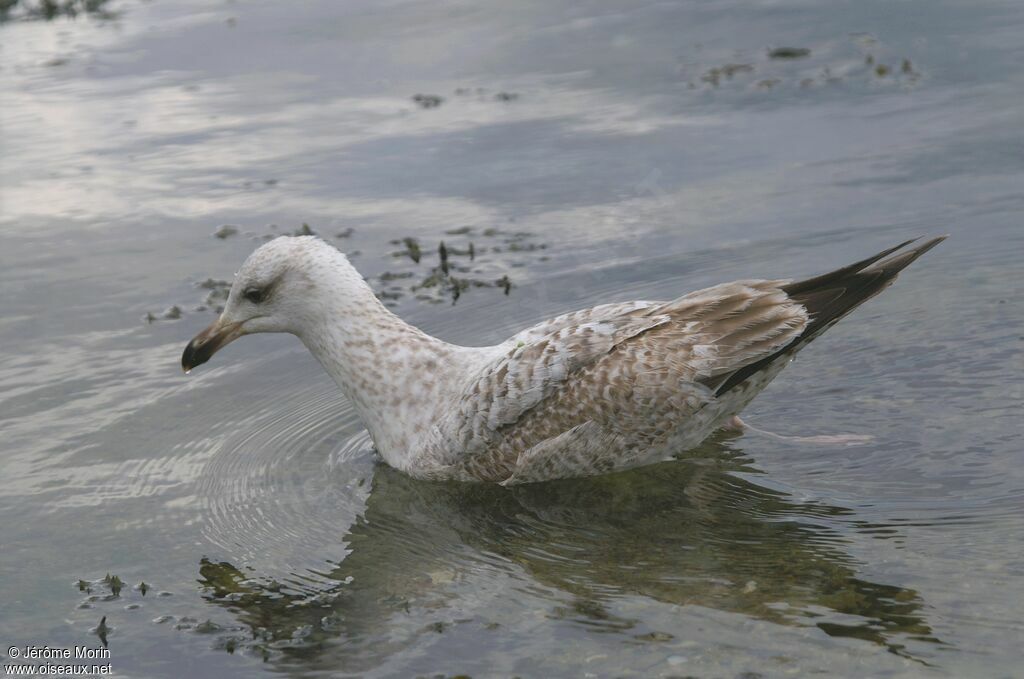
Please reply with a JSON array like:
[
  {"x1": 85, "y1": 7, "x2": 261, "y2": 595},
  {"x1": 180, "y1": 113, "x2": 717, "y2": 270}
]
[{"x1": 198, "y1": 440, "x2": 941, "y2": 671}]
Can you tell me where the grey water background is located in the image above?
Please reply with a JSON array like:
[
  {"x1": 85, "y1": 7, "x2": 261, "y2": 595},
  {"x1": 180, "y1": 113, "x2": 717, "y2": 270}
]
[{"x1": 1, "y1": 0, "x2": 1023, "y2": 676}]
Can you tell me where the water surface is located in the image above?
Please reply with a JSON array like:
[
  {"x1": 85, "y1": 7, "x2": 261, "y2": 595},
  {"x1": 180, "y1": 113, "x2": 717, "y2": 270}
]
[{"x1": 2, "y1": 0, "x2": 1023, "y2": 676}]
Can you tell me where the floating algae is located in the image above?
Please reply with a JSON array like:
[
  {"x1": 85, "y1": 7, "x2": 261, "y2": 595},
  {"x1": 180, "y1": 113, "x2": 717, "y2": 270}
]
[
  {"x1": 165, "y1": 221, "x2": 550, "y2": 315},
  {"x1": 213, "y1": 224, "x2": 238, "y2": 239},
  {"x1": 768, "y1": 46, "x2": 811, "y2": 59},
  {"x1": 411, "y1": 93, "x2": 443, "y2": 109},
  {"x1": 103, "y1": 573, "x2": 124, "y2": 597},
  {"x1": 94, "y1": 616, "x2": 109, "y2": 648},
  {"x1": 701, "y1": 63, "x2": 755, "y2": 87}
]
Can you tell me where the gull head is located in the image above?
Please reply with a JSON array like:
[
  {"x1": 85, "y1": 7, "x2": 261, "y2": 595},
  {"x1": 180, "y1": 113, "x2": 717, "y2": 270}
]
[{"x1": 182, "y1": 235, "x2": 346, "y2": 372}]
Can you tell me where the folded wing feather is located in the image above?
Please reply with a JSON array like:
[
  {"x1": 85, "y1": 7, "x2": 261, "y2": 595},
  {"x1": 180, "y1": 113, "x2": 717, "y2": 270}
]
[{"x1": 440, "y1": 280, "x2": 809, "y2": 481}]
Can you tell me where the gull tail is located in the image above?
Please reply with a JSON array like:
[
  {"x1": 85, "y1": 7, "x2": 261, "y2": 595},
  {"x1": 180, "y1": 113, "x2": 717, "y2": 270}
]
[
  {"x1": 782, "y1": 235, "x2": 947, "y2": 342},
  {"x1": 714, "y1": 236, "x2": 947, "y2": 396}
]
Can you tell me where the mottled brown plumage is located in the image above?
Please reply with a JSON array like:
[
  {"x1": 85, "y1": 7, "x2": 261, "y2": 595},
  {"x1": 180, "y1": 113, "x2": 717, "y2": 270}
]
[{"x1": 184, "y1": 236, "x2": 945, "y2": 484}]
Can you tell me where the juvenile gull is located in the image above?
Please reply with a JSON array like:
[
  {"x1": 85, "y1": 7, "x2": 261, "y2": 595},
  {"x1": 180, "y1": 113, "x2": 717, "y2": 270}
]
[{"x1": 182, "y1": 236, "x2": 945, "y2": 484}]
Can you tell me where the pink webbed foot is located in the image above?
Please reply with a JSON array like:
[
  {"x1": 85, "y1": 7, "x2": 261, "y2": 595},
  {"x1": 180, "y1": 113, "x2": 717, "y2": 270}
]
[{"x1": 721, "y1": 415, "x2": 746, "y2": 433}]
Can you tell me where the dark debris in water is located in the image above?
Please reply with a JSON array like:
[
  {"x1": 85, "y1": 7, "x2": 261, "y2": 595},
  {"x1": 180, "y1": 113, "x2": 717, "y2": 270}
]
[
  {"x1": 74, "y1": 572, "x2": 174, "y2": 639},
  {"x1": 76, "y1": 573, "x2": 159, "y2": 609},
  {"x1": 380, "y1": 228, "x2": 533, "y2": 306},
  {"x1": 378, "y1": 271, "x2": 414, "y2": 282},
  {"x1": 155, "y1": 219, "x2": 547, "y2": 320},
  {"x1": 411, "y1": 93, "x2": 444, "y2": 109},
  {"x1": 684, "y1": 35, "x2": 923, "y2": 93},
  {"x1": 72, "y1": 568, "x2": 263, "y2": 658},
  {"x1": 193, "y1": 558, "x2": 508, "y2": 666},
  {"x1": 193, "y1": 619, "x2": 223, "y2": 634},
  {"x1": 103, "y1": 573, "x2": 124, "y2": 597},
  {"x1": 701, "y1": 63, "x2": 754, "y2": 86},
  {"x1": 374, "y1": 225, "x2": 542, "y2": 305},
  {"x1": 143, "y1": 305, "x2": 184, "y2": 324},
  {"x1": 438, "y1": 241, "x2": 449, "y2": 274},
  {"x1": 192, "y1": 559, "x2": 318, "y2": 660},
  {"x1": 393, "y1": 236, "x2": 422, "y2": 263},
  {"x1": 0, "y1": 0, "x2": 116, "y2": 22},
  {"x1": 94, "y1": 616, "x2": 109, "y2": 648},
  {"x1": 633, "y1": 630, "x2": 674, "y2": 643},
  {"x1": 769, "y1": 46, "x2": 811, "y2": 60},
  {"x1": 423, "y1": 621, "x2": 451, "y2": 634}
]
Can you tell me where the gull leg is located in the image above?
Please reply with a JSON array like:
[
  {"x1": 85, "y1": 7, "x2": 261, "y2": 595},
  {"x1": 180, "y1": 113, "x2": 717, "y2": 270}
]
[
  {"x1": 721, "y1": 415, "x2": 746, "y2": 433},
  {"x1": 721, "y1": 416, "x2": 873, "y2": 447}
]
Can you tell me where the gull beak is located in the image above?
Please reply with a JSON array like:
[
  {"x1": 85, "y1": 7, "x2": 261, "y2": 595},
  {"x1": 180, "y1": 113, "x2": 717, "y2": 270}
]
[{"x1": 181, "y1": 318, "x2": 244, "y2": 373}]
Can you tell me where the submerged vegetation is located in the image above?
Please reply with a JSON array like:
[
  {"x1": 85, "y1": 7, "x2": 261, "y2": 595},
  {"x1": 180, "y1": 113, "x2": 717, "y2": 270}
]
[
  {"x1": 146, "y1": 223, "x2": 548, "y2": 321},
  {"x1": 0, "y1": 0, "x2": 113, "y2": 22},
  {"x1": 379, "y1": 228, "x2": 536, "y2": 306},
  {"x1": 768, "y1": 46, "x2": 812, "y2": 59},
  {"x1": 685, "y1": 34, "x2": 922, "y2": 94}
]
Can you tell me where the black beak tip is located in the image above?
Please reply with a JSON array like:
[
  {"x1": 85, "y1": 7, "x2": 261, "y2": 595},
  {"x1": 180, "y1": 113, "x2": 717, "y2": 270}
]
[{"x1": 181, "y1": 339, "x2": 210, "y2": 373}]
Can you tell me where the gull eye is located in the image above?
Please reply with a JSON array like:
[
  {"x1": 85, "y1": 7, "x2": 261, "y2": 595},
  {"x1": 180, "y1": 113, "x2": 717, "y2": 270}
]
[{"x1": 243, "y1": 288, "x2": 264, "y2": 304}]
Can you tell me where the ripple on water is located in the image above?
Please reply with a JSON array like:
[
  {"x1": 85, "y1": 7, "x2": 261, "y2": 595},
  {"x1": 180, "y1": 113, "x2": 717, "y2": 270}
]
[{"x1": 197, "y1": 373, "x2": 376, "y2": 592}]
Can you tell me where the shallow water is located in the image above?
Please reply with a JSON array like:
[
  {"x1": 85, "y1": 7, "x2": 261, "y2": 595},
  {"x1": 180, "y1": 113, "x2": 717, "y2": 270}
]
[{"x1": 1, "y1": 0, "x2": 1023, "y2": 676}]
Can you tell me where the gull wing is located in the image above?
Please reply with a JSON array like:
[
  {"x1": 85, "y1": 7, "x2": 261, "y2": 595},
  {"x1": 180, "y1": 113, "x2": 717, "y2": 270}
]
[
  {"x1": 433, "y1": 237, "x2": 945, "y2": 483},
  {"x1": 441, "y1": 280, "x2": 809, "y2": 481}
]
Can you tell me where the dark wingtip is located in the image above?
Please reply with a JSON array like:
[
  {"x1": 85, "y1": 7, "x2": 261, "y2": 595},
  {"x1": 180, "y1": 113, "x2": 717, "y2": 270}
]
[
  {"x1": 867, "y1": 234, "x2": 948, "y2": 274},
  {"x1": 715, "y1": 235, "x2": 947, "y2": 397},
  {"x1": 783, "y1": 234, "x2": 946, "y2": 296},
  {"x1": 783, "y1": 237, "x2": 915, "y2": 296}
]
